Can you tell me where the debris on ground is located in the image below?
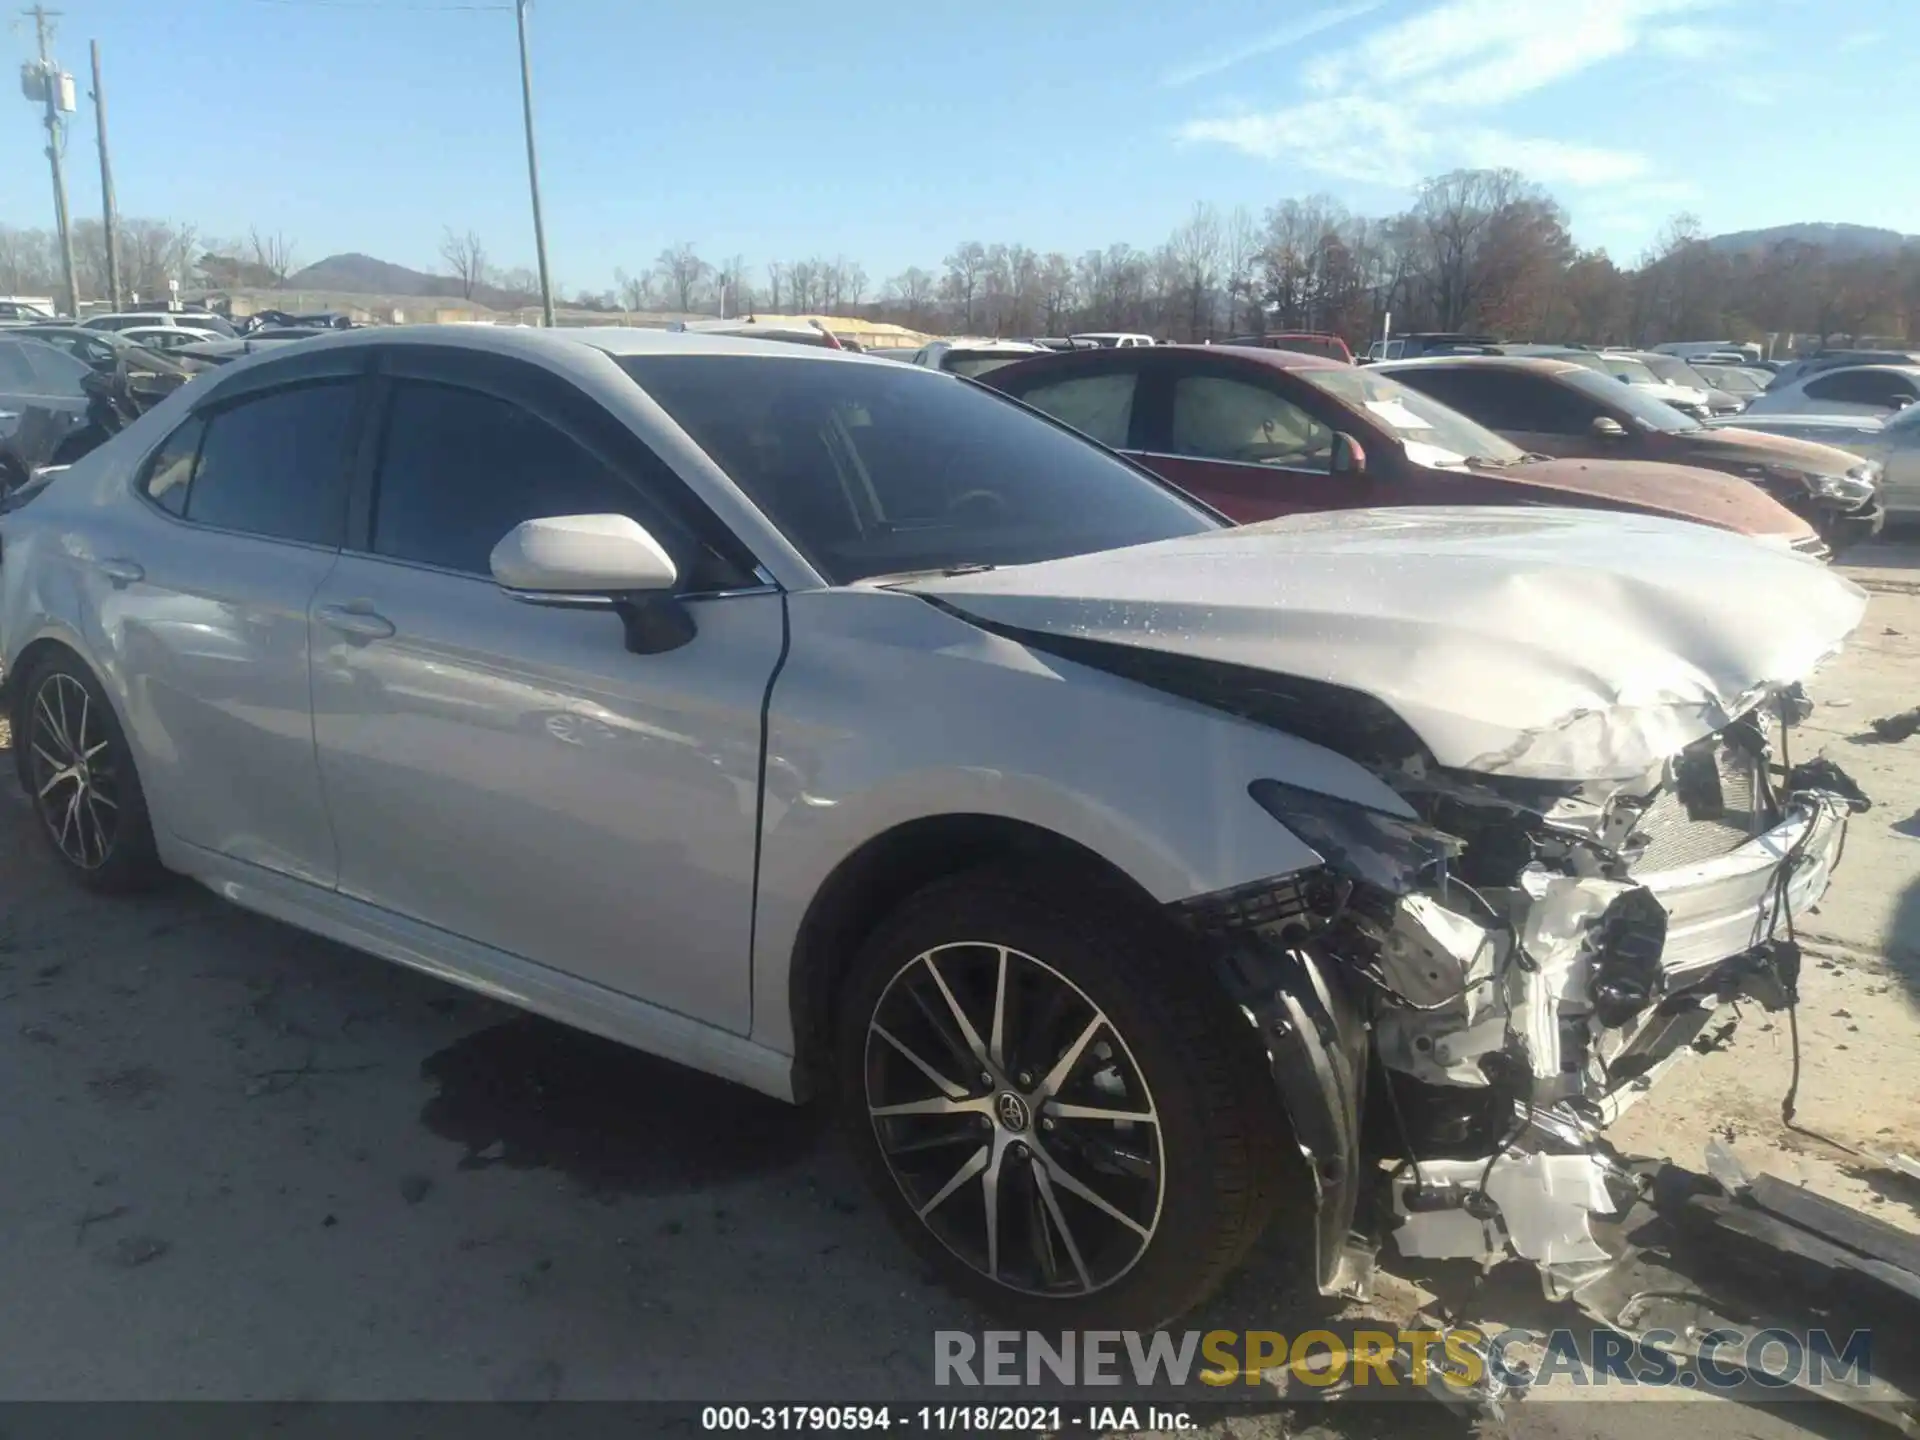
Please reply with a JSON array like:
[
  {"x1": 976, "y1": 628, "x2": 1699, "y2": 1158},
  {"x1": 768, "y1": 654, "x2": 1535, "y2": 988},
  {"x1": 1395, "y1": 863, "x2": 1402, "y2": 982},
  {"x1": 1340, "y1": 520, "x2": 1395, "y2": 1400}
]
[
  {"x1": 1789, "y1": 755, "x2": 1875, "y2": 810},
  {"x1": 1870, "y1": 706, "x2": 1920, "y2": 741}
]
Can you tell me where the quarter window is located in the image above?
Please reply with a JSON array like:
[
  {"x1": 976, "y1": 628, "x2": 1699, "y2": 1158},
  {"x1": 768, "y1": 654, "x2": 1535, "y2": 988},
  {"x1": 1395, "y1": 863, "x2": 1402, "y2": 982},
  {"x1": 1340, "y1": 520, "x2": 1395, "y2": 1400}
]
[
  {"x1": 141, "y1": 417, "x2": 204, "y2": 517},
  {"x1": 185, "y1": 381, "x2": 356, "y2": 545},
  {"x1": 1009, "y1": 371, "x2": 1137, "y2": 448},
  {"x1": 1170, "y1": 374, "x2": 1333, "y2": 469}
]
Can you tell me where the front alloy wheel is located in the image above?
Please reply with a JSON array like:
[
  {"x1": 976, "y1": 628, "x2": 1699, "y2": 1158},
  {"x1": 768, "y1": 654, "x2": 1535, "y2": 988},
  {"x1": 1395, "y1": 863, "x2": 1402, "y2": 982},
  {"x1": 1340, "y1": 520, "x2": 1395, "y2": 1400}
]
[
  {"x1": 865, "y1": 942, "x2": 1165, "y2": 1298},
  {"x1": 839, "y1": 867, "x2": 1290, "y2": 1328}
]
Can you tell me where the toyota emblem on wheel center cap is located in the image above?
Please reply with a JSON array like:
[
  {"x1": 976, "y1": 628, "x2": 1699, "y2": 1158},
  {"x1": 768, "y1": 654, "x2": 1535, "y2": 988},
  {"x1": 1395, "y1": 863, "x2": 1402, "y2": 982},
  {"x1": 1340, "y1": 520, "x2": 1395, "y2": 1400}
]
[{"x1": 995, "y1": 1092, "x2": 1031, "y2": 1132}]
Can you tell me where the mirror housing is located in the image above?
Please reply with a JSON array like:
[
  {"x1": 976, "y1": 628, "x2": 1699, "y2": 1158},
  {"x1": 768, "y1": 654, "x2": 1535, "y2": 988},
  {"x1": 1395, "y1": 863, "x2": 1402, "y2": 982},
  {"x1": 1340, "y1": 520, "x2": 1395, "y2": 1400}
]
[
  {"x1": 491, "y1": 514, "x2": 678, "y2": 596},
  {"x1": 490, "y1": 514, "x2": 694, "y2": 656},
  {"x1": 1329, "y1": 431, "x2": 1368, "y2": 475},
  {"x1": 1591, "y1": 415, "x2": 1629, "y2": 440}
]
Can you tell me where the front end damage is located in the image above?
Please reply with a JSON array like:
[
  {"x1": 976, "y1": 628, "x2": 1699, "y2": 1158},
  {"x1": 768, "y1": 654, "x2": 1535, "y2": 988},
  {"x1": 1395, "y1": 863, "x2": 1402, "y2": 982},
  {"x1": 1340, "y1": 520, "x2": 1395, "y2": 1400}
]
[{"x1": 1180, "y1": 686, "x2": 1871, "y2": 1325}]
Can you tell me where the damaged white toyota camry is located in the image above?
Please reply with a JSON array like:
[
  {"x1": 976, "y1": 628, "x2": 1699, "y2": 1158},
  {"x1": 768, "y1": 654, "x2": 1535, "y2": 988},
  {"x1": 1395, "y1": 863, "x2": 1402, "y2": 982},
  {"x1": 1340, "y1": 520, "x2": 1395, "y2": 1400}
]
[{"x1": 0, "y1": 327, "x2": 1870, "y2": 1327}]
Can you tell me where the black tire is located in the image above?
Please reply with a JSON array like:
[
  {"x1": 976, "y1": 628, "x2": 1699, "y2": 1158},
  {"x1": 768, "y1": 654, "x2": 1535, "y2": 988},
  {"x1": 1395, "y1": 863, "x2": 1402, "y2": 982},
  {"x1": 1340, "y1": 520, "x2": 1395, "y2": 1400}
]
[
  {"x1": 14, "y1": 652, "x2": 162, "y2": 892},
  {"x1": 835, "y1": 864, "x2": 1290, "y2": 1328}
]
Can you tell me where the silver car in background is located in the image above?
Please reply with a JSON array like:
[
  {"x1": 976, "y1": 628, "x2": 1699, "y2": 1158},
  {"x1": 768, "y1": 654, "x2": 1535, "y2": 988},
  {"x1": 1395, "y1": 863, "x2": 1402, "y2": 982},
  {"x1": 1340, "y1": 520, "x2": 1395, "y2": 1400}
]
[{"x1": 0, "y1": 326, "x2": 1870, "y2": 1327}]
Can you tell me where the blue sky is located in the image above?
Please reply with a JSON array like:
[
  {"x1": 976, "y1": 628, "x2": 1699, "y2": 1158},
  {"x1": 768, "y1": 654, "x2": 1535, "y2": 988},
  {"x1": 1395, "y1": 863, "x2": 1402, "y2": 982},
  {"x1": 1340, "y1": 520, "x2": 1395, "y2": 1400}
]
[{"x1": 3, "y1": 0, "x2": 1914, "y2": 294}]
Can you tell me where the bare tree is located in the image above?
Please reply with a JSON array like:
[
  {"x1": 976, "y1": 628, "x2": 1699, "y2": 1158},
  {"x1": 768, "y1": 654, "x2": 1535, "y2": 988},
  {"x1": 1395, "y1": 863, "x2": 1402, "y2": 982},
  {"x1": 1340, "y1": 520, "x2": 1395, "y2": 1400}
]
[
  {"x1": 614, "y1": 266, "x2": 651, "y2": 313},
  {"x1": 765, "y1": 261, "x2": 785, "y2": 311},
  {"x1": 884, "y1": 266, "x2": 937, "y2": 326},
  {"x1": 943, "y1": 241, "x2": 988, "y2": 329},
  {"x1": 440, "y1": 228, "x2": 489, "y2": 299},
  {"x1": 653, "y1": 243, "x2": 710, "y2": 313},
  {"x1": 248, "y1": 227, "x2": 299, "y2": 287},
  {"x1": 1222, "y1": 205, "x2": 1260, "y2": 335},
  {"x1": 1169, "y1": 202, "x2": 1222, "y2": 340}
]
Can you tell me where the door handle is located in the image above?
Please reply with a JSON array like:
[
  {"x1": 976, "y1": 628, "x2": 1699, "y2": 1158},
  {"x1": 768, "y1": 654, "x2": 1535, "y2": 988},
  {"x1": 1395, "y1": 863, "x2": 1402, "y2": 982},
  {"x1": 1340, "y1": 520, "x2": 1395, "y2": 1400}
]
[
  {"x1": 95, "y1": 557, "x2": 144, "y2": 586},
  {"x1": 316, "y1": 603, "x2": 396, "y2": 640}
]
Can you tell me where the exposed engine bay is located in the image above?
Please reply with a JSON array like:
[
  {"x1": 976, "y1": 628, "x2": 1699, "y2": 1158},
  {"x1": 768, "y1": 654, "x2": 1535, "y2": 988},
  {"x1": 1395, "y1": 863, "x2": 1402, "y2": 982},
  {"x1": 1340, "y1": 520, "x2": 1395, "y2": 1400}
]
[{"x1": 1173, "y1": 677, "x2": 1867, "y2": 1291}]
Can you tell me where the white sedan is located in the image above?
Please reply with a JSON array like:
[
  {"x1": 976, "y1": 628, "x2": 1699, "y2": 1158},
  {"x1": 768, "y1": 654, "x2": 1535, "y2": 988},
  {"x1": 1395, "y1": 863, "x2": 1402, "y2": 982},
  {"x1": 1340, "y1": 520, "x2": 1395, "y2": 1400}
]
[
  {"x1": 1744, "y1": 363, "x2": 1920, "y2": 418},
  {"x1": 0, "y1": 325, "x2": 1870, "y2": 1326}
]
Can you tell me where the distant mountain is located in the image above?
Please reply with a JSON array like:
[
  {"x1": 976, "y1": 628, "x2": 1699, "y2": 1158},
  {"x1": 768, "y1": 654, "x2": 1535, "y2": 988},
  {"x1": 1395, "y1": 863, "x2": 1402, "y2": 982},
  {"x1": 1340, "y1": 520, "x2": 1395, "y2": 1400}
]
[
  {"x1": 1706, "y1": 223, "x2": 1916, "y2": 258},
  {"x1": 286, "y1": 252, "x2": 445, "y2": 296},
  {"x1": 283, "y1": 252, "x2": 536, "y2": 309}
]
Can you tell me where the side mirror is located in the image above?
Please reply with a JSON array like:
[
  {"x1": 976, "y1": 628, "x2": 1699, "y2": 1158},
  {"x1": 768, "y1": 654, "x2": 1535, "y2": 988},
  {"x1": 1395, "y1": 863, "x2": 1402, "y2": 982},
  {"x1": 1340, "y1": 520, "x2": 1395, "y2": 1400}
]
[
  {"x1": 1329, "y1": 431, "x2": 1368, "y2": 475},
  {"x1": 1591, "y1": 415, "x2": 1628, "y2": 440},
  {"x1": 490, "y1": 514, "x2": 694, "y2": 655}
]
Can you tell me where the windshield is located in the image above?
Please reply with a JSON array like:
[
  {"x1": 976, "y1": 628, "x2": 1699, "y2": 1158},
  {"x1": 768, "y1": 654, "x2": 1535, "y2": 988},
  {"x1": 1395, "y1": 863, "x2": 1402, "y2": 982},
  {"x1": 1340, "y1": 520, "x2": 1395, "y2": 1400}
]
[
  {"x1": 1560, "y1": 350, "x2": 1659, "y2": 385},
  {"x1": 1692, "y1": 363, "x2": 1762, "y2": 394},
  {"x1": 1634, "y1": 353, "x2": 1702, "y2": 387},
  {"x1": 943, "y1": 351, "x2": 1036, "y2": 379},
  {"x1": 1296, "y1": 365, "x2": 1526, "y2": 466},
  {"x1": 1562, "y1": 367, "x2": 1701, "y2": 431},
  {"x1": 621, "y1": 354, "x2": 1218, "y2": 584}
]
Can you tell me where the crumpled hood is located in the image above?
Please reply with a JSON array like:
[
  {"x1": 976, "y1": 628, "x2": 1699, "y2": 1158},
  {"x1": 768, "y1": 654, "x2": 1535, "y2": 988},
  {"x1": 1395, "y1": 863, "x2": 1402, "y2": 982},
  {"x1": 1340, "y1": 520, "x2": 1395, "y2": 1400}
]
[
  {"x1": 1680, "y1": 424, "x2": 1870, "y2": 476},
  {"x1": 897, "y1": 506, "x2": 1867, "y2": 782}
]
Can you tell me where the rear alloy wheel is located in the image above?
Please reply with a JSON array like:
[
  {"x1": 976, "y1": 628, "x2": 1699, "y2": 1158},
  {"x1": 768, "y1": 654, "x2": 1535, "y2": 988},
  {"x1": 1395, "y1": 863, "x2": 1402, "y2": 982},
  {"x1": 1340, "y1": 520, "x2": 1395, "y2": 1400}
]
[
  {"x1": 19, "y1": 656, "x2": 160, "y2": 891},
  {"x1": 838, "y1": 867, "x2": 1290, "y2": 1328}
]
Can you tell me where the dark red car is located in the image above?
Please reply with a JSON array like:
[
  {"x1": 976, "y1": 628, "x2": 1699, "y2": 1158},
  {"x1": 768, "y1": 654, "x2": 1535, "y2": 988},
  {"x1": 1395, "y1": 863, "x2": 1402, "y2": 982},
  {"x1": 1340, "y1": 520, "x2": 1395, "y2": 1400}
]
[{"x1": 980, "y1": 344, "x2": 1822, "y2": 550}]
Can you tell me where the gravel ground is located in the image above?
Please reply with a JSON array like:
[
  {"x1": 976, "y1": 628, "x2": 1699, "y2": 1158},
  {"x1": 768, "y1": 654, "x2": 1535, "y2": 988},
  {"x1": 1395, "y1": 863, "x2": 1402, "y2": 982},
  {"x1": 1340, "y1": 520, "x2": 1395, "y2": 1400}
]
[{"x1": 1, "y1": 546, "x2": 1917, "y2": 1439}]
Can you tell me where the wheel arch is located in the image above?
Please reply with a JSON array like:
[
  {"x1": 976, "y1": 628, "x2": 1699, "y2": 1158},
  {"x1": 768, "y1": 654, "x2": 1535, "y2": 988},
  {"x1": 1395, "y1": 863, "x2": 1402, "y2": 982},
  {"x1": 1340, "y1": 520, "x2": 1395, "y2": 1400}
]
[
  {"x1": 784, "y1": 812, "x2": 1168, "y2": 1103},
  {"x1": 7, "y1": 634, "x2": 119, "y2": 792}
]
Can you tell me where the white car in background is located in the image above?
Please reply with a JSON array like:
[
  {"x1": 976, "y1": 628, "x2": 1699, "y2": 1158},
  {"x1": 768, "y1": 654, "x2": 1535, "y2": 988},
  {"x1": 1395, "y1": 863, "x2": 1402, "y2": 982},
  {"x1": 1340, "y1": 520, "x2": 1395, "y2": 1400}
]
[
  {"x1": 910, "y1": 338, "x2": 1049, "y2": 378},
  {"x1": 1742, "y1": 364, "x2": 1920, "y2": 419},
  {"x1": 81, "y1": 310, "x2": 238, "y2": 339},
  {"x1": 1069, "y1": 332, "x2": 1156, "y2": 348},
  {"x1": 115, "y1": 324, "x2": 229, "y2": 353}
]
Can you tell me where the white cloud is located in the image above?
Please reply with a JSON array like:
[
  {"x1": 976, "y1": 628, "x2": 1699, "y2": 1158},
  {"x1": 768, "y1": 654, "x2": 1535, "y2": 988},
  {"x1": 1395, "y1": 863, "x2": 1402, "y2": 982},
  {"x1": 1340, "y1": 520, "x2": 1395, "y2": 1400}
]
[
  {"x1": 1648, "y1": 23, "x2": 1737, "y2": 58},
  {"x1": 1457, "y1": 132, "x2": 1651, "y2": 187},
  {"x1": 1182, "y1": 0, "x2": 1719, "y2": 204},
  {"x1": 1160, "y1": 0, "x2": 1385, "y2": 89}
]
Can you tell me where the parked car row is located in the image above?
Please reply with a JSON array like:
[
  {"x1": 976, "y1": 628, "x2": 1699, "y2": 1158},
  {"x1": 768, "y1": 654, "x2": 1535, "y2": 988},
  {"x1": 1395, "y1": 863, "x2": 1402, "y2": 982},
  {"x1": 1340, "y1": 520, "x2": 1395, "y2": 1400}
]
[{"x1": 977, "y1": 341, "x2": 1881, "y2": 552}]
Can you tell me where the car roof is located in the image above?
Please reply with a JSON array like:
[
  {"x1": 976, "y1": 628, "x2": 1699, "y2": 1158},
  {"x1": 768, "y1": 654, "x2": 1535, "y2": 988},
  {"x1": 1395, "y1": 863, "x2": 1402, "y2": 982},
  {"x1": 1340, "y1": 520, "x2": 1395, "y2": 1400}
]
[
  {"x1": 192, "y1": 323, "x2": 874, "y2": 375},
  {"x1": 1374, "y1": 354, "x2": 1584, "y2": 376},
  {"x1": 1795, "y1": 362, "x2": 1920, "y2": 379}
]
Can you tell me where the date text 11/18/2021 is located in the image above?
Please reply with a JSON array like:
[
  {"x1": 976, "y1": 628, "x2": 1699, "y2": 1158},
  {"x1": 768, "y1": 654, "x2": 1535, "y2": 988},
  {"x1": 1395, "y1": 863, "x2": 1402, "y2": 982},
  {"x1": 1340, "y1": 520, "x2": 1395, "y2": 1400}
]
[{"x1": 699, "y1": 1405, "x2": 1196, "y2": 1432}]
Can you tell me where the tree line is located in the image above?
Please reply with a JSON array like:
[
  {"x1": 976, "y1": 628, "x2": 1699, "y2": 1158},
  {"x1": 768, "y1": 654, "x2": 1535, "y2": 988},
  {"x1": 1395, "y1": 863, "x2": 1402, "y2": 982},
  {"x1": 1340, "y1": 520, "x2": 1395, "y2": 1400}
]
[{"x1": 4, "y1": 167, "x2": 1916, "y2": 348}]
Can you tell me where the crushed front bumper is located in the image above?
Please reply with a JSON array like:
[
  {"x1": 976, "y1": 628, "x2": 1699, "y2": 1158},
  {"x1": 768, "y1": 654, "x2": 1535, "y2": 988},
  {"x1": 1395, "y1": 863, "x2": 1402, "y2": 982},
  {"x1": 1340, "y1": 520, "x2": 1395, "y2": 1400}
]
[{"x1": 1211, "y1": 787, "x2": 1855, "y2": 1298}]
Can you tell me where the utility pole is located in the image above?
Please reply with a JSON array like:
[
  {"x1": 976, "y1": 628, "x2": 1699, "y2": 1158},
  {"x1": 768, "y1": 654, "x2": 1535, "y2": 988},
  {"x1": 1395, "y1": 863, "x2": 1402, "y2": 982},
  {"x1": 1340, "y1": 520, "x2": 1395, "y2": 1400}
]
[
  {"x1": 89, "y1": 39, "x2": 120, "y2": 310},
  {"x1": 515, "y1": 0, "x2": 555, "y2": 328},
  {"x1": 24, "y1": 5, "x2": 81, "y2": 317}
]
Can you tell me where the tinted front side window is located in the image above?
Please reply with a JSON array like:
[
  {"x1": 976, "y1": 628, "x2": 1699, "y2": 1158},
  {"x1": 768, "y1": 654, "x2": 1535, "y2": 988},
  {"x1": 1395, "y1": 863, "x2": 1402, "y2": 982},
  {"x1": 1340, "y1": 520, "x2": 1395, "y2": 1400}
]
[
  {"x1": 186, "y1": 381, "x2": 356, "y2": 545},
  {"x1": 0, "y1": 342, "x2": 35, "y2": 389},
  {"x1": 372, "y1": 381, "x2": 678, "y2": 579},
  {"x1": 23, "y1": 343, "x2": 90, "y2": 396},
  {"x1": 623, "y1": 355, "x2": 1212, "y2": 584},
  {"x1": 1011, "y1": 371, "x2": 1137, "y2": 448}
]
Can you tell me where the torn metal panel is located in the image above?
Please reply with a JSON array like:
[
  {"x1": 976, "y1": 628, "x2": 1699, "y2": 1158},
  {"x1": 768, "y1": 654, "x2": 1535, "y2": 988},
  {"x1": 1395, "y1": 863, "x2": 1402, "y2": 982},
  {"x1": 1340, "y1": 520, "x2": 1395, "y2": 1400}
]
[
  {"x1": 1393, "y1": 1152, "x2": 1619, "y2": 1267},
  {"x1": 900, "y1": 505, "x2": 1867, "y2": 780}
]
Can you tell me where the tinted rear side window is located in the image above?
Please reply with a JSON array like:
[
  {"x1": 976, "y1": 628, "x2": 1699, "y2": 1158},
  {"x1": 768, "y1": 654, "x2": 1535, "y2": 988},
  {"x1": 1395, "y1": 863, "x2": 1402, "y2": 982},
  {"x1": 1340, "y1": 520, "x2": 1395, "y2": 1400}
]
[{"x1": 186, "y1": 381, "x2": 356, "y2": 545}]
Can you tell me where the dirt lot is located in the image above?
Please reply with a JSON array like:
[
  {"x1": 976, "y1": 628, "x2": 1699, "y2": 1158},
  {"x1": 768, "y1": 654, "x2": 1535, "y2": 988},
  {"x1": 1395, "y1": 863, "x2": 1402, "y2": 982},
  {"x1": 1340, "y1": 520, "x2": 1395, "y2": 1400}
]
[{"x1": 2, "y1": 546, "x2": 1917, "y2": 1437}]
